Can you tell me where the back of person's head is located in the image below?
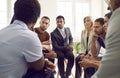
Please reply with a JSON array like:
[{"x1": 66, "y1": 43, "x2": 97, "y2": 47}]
[
  {"x1": 41, "y1": 16, "x2": 50, "y2": 22},
  {"x1": 56, "y1": 15, "x2": 65, "y2": 21},
  {"x1": 14, "y1": 0, "x2": 41, "y2": 24},
  {"x1": 95, "y1": 18, "x2": 105, "y2": 26},
  {"x1": 104, "y1": 12, "x2": 112, "y2": 19},
  {"x1": 114, "y1": 0, "x2": 120, "y2": 8}
]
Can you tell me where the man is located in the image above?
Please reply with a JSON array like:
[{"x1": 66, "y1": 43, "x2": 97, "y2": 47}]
[
  {"x1": 76, "y1": 18, "x2": 105, "y2": 78},
  {"x1": 91, "y1": 18, "x2": 106, "y2": 57},
  {"x1": 80, "y1": 12, "x2": 112, "y2": 71},
  {"x1": 34, "y1": 16, "x2": 56, "y2": 59},
  {"x1": 34, "y1": 16, "x2": 56, "y2": 78},
  {"x1": 51, "y1": 15, "x2": 74, "y2": 78},
  {"x1": 0, "y1": 0, "x2": 55, "y2": 78},
  {"x1": 92, "y1": 0, "x2": 120, "y2": 78}
]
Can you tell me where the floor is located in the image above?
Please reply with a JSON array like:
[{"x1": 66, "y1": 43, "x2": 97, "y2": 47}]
[{"x1": 54, "y1": 59, "x2": 84, "y2": 78}]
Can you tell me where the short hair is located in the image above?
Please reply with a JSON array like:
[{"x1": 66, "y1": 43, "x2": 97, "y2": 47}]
[
  {"x1": 56, "y1": 15, "x2": 65, "y2": 21},
  {"x1": 115, "y1": 0, "x2": 120, "y2": 8},
  {"x1": 41, "y1": 16, "x2": 50, "y2": 22},
  {"x1": 14, "y1": 0, "x2": 41, "y2": 24},
  {"x1": 104, "y1": 12, "x2": 112, "y2": 19},
  {"x1": 95, "y1": 18, "x2": 105, "y2": 26}
]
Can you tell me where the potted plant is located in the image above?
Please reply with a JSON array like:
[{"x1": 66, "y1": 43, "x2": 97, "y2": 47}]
[{"x1": 74, "y1": 42, "x2": 81, "y2": 54}]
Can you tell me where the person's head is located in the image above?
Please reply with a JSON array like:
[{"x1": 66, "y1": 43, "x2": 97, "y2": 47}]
[
  {"x1": 105, "y1": 0, "x2": 120, "y2": 11},
  {"x1": 94, "y1": 18, "x2": 105, "y2": 35},
  {"x1": 56, "y1": 15, "x2": 65, "y2": 29},
  {"x1": 14, "y1": 0, "x2": 41, "y2": 29},
  {"x1": 83, "y1": 16, "x2": 93, "y2": 30},
  {"x1": 104, "y1": 12, "x2": 112, "y2": 31},
  {"x1": 39, "y1": 16, "x2": 50, "y2": 31}
]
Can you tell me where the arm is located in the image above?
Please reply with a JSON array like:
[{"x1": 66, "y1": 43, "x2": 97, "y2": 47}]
[
  {"x1": 24, "y1": 33, "x2": 55, "y2": 71},
  {"x1": 29, "y1": 56, "x2": 55, "y2": 72},
  {"x1": 80, "y1": 30, "x2": 86, "y2": 53},
  {"x1": 50, "y1": 32, "x2": 67, "y2": 51},
  {"x1": 68, "y1": 28, "x2": 73, "y2": 45},
  {"x1": 91, "y1": 33, "x2": 99, "y2": 57},
  {"x1": 44, "y1": 50, "x2": 57, "y2": 59},
  {"x1": 28, "y1": 56, "x2": 45, "y2": 70},
  {"x1": 79, "y1": 56, "x2": 100, "y2": 69},
  {"x1": 42, "y1": 40, "x2": 51, "y2": 45},
  {"x1": 67, "y1": 28, "x2": 74, "y2": 51}
]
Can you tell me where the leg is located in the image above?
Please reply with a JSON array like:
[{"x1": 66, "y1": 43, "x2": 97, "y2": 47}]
[
  {"x1": 84, "y1": 67, "x2": 96, "y2": 78},
  {"x1": 75, "y1": 54, "x2": 82, "y2": 78},
  {"x1": 65, "y1": 51, "x2": 74, "y2": 77},
  {"x1": 47, "y1": 58, "x2": 55, "y2": 78},
  {"x1": 56, "y1": 51, "x2": 65, "y2": 78}
]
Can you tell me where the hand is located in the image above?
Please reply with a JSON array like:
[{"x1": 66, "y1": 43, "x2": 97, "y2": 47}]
[
  {"x1": 79, "y1": 58, "x2": 92, "y2": 69},
  {"x1": 92, "y1": 33, "x2": 99, "y2": 41},
  {"x1": 79, "y1": 53, "x2": 86, "y2": 60},
  {"x1": 44, "y1": 50, "x2": 57, "y2": 58},
  {"x1": 67, "y1": 45, "x2": 73, "y2": 51},
  {"x1": 44, "y1": 60, "x2": 55, "y2": 73}
]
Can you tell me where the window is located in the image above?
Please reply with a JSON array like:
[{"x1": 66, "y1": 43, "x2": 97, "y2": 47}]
[
  {"x1": 0, "y1": 0, "x2": 7, "y2": 29},
  {"x1": 57, "y1": 0, "x2": 90, "y2": 41},
  {"x1": 0, "y1": 0, "x2": 16, "y2": 30}
]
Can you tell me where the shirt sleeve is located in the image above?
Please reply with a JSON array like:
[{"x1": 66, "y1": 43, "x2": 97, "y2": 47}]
[{"x1": 23, "y1": 32, "x2": 43, "y2": 62}]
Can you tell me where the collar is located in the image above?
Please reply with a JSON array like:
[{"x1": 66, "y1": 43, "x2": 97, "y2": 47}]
[
  {"x1": 57, "y1": 27, "x2": 65, "y2": 32},
  {"x1": 13, "y1": 20, "x2": 28, "y2": 30}
]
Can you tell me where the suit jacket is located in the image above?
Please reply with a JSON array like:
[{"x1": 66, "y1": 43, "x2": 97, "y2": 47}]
[
  {"x1": 51, "y1": 27, "x2": 73, "y2": 52},
  {"x1": 80, "y1": 29, "x2": 94, "y2": 53}
]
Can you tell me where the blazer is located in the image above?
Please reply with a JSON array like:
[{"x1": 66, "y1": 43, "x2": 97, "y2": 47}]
[
  {"x1": 80, "y1": 29, "x2": 94, "y2": 53},
  {"x1": 51, "y1": 27, "x2": 73, "y2": 52}
]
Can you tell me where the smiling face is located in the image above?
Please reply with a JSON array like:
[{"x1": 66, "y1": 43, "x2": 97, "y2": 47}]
[{"x1": 84, "y1": 16, "x2": 93, "y2": 30}]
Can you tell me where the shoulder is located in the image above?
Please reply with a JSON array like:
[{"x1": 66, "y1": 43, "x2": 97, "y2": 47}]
[
  {"x1": 23, "y1": 30, "x2": 40, "y2": 44},
  {"x1": 65, "y1": 27, "x2": 70, "y2": 30}
]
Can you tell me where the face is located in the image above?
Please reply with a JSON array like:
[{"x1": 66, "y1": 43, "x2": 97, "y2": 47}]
[
  {"x1": 104, "y1": 16, "x2": 109, "y2": 32},
  {"x1": 40, "y1": 18, "x2": 50, "y2": 31},
  {"x1": 84, "y1": 17, "x2": 93, "y2": 29},
  {"x1": 105, "y1": 0, "x2": 116, "y2": 11},
  {"x1": 93, "y1": 22, "x2": 104, "y2": 35},
  {"x1": 56, "y1": 18, "x2": 65, "y2": 29}
]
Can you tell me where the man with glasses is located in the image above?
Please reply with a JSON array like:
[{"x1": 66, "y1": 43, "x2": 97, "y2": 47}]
[{"x1": 92, "y1": 0, "x2": 120, "y2": 78}]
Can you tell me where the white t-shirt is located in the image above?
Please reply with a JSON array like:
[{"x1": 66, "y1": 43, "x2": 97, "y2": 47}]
[{"x1": 0, "y1": 20, "x2": 43, "y2": 78}]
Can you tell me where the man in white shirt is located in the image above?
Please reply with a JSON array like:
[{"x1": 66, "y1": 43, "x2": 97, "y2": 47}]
[
  {"x1": 92, "y1": 0, "x2": 120, "y2": 78},
  {"x1": 0, "y1": 0, "x2": 55, "y2": 78}
]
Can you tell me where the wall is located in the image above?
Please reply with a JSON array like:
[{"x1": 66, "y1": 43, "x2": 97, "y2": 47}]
[
  {"x1": 90, "y1": 0, "x2": 109, "y2": 20},
  {"x1": 35, "y1": 0, "x2": 57, "y2": 33}
]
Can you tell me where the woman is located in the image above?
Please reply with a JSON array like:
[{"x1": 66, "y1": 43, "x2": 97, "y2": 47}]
[{"x1": 75, "y1": 16, "x2": 94, "y2": 78}]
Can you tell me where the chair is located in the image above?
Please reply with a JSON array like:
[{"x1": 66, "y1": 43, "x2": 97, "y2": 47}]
[{"x1": 55, "y1": 59, "x2": 74, "y2": 78}]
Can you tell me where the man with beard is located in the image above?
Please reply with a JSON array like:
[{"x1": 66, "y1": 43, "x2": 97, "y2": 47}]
[
  {"x1": 34, "y1": 16, "x2": 56, "y2": 78},
  {"x1": 92, "y1": 0, "x2": 120, "y2": 78},
  {"x1": 91, "y1": 18, "x2": 106, "y2": 57},
  {"x1": 79, "y1": 18, "x2": 105, "y2": 78}
]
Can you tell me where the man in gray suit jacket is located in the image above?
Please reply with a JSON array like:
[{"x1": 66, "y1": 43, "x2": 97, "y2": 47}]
[{"x1": 51, "y1": 15, "x2": 74, "y2": 78}]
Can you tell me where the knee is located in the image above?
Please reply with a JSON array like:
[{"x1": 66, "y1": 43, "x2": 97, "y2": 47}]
[{"x1": 75, "y1": 55, "x2": 81, "y2": 63}]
